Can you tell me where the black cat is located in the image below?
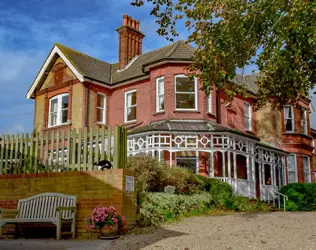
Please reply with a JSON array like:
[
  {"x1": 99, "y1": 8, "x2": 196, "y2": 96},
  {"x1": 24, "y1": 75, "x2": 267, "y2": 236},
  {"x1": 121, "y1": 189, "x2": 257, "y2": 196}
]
[{"x1": 93, "y1": 160, "x2": 113, "y2": 170}]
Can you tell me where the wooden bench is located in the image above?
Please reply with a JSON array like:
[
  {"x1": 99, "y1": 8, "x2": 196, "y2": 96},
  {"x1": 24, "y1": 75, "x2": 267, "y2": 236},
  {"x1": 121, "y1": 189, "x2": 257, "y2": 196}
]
[{"x1": 0, "y1": 193, "x2": 76, "y2": 240}]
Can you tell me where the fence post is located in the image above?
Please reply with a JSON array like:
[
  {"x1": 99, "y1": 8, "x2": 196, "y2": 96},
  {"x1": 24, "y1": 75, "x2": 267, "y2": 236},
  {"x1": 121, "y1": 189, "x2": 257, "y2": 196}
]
[
  {"x1": 0, "y1": 135, "x2": 4, "y2": 174},
  {"x1": 107, "y1": 126, "x2": 112, "y2": 162},
  {"x1": 113, "y1": 125, "x2": 120, "y2": 169},
  {"x1": 83, "y1": 127, "x2": 88, "y2": 170}
]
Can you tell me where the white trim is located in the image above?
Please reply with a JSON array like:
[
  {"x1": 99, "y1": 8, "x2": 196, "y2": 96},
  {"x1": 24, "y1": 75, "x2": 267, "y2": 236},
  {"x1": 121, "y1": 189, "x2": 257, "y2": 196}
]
[
  {"x1": 174, "y1": 74, "x2": 198, "y2": 111},
  {"x1": 244, "y1": 102, "x2": 252, "y2": 131},
  {"x1": 303, "y1": 155, "x2": 311, "y2": 183},
  {"x1": 156, "y1": 76, "x2": 165, "y2": 112},
  {"x1": 287, "y1": 154, "x2": 297, "y2": 183},
  {"x1": 117, "y1": 56, "x2": 139, "y2": 72},
  {"x1": 208, "y1": 93, "x2": 212, "y2": 113},
  {"x1": 96, "y1": 92, "x2": 106, "y2": 124},
  {"x1": 301, "y1": 108, "x2": 307, "y2": 135},
  {"x1": 124, "y1": 89, "x2": 137, "y2": 123},
  {"x1": 284, "y1": 105, "x2": 294, "y2": 132},
  {"x1": 48, "y1": 93, "x2": 69, "y2": 128},
  {"x1": 26, "y1": 46, "x2": 84, "y2": 99}
]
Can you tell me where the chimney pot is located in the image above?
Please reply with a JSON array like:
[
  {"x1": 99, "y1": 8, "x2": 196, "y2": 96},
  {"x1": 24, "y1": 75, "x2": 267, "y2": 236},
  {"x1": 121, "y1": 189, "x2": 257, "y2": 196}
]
[
  {"x1": 118, "y1": 15, "x2": 145, "y2": 69},
  {"x1": 123, "y1": 14, "x2": 128, "y2": 25}
]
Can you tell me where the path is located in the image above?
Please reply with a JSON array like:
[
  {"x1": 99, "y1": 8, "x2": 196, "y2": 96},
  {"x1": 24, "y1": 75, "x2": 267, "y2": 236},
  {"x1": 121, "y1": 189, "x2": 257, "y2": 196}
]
[{"x1": 0, "y1": 212, "x2": 315, "y2": 250}]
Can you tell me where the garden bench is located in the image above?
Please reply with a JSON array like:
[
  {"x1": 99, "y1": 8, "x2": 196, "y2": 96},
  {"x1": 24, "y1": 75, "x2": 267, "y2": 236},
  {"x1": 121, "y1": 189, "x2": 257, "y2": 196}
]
[{"x1": 0, "y1": 192, "x2": 76, "y2": 240}]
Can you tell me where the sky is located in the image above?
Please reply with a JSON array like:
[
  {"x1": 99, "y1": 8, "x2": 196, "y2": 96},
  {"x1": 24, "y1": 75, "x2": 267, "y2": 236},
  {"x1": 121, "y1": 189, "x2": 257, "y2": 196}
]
[{"x1": 0, "y1": 0, "x2": 315, "y2": 134}]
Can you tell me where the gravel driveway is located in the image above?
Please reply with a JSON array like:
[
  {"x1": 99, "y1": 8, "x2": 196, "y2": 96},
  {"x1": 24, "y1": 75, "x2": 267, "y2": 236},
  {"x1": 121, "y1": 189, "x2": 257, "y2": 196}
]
[{"x1": 1, "y1": 212, "x2": 316, "y2": 250}]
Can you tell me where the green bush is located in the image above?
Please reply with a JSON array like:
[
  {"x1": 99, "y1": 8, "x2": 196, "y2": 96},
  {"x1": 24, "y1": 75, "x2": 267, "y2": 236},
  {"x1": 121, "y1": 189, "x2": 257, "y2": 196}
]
[
  {"x1": 280, "y1": 183, "x2": 316, "y2": 211},
  {"x1": 127, "y1": 156, "x2": 200, "y2": 197},
  {"x1": 137, "y1": 192, "x2": 215, "y2": 226},
  {"x1": 224, "y1": 196, "x2": 271, "y2": 212}
]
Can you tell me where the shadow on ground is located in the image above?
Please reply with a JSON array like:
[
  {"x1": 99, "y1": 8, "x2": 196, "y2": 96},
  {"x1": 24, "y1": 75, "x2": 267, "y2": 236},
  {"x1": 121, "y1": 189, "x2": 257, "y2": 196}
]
[{"x1": 0, "y1": 227, "x2": 187, "y2": 250}]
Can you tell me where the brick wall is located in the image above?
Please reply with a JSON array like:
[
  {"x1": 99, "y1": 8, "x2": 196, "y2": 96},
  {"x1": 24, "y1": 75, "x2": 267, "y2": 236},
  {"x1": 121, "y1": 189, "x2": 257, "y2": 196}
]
[{"x1": 0, "y1": 169, "x2": 136, "y2": 239}]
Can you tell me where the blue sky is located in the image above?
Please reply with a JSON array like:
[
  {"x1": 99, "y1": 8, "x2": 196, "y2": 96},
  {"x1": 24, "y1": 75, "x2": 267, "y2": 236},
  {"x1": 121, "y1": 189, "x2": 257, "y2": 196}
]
[{"x1": 0, "y1": 0, "x2": 315, "y2": 133}]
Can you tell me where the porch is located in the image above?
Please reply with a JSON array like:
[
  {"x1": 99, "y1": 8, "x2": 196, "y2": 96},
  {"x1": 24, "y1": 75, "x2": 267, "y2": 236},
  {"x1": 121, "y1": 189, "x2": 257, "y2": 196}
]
[{"x1": 127, "y1": 120, "x2": 288, "y2": 201}]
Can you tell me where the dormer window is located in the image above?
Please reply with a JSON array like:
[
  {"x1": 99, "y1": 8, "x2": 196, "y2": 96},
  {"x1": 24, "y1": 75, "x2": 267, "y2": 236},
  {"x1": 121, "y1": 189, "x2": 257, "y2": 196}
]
[
  {"x1": 284, "y1": 105, "x2": 294, "y2": 132},
  {"x1": 49, "y1": 93, "x2": 69, "y2": 127},
  {"x1": 175, "y1": 75, "x2": 197, "y2": 110}
]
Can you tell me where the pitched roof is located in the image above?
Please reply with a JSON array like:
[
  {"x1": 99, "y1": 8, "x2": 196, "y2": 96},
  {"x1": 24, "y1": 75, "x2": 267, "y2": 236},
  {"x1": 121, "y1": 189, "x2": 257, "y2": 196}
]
[
  {"x1": 55, "y1": 44, "x2": 112, "y2": 84},
  {"x1": 27, "y1": 39, "x2": 259, "y2": 98},
  {"x1": 128, "y1": 120, "x2": 260, "y2": 141}
]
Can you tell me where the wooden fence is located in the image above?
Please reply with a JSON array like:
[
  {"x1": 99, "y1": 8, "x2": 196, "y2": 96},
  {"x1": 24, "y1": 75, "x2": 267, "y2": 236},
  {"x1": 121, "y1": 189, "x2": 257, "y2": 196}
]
[{"x1": 0, "y1": 125, "x2": 128, "y2": 174}]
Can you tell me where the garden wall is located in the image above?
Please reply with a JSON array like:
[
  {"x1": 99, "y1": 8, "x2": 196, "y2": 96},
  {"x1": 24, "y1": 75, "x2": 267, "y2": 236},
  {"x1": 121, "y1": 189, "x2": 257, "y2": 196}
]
[{"x1": 0, "y1": 169, "x2": 136, "y2": 239}]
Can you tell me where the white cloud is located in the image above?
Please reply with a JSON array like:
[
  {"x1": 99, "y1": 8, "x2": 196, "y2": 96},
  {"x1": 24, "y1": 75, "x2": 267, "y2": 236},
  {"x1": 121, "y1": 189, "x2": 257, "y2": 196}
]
[{"x1": 0, "y1": 124, "x2": 25, "y2": 135}]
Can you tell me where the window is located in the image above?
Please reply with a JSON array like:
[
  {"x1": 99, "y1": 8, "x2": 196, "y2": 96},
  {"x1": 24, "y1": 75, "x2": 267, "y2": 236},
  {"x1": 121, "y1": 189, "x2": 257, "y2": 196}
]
[
  {"x1": 96, "y1": 93, "x2": 106, "y2": 124},
  {"x1": 284, "y1": 105, "x2": 294, "y2": 132},
  {"x1": 303, "y1": 155, "x2": 311, "y2": 183},
  {"x1": 208, "y1": 93, "x2": 212, "y2": 113},
  {"x1": 287, "y1": 154, "x2": 297, "y2": 183},
  {"x1": 124, "y1": 90, "x2": 136, "y2": 123},
  {"x1": 244, "y1": 102, "x2": 251, "y2": 131},
  {"x1": 175, "y1": 75, "x2": 197, "y2": 110},
  {"x1": 301, "y1": 108, "x2": 307, "y2": 135},
  {"x1": 49, "y1": 94, "x2": 69, "y2": 127},
  {"x1": 156, "y1": 77, "x2": 164, "y2": 112}
]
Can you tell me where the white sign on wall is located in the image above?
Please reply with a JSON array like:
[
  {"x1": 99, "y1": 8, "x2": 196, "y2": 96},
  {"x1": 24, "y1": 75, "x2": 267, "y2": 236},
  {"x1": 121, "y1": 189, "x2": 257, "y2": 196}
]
[{"x1": 125, "y1": 176, "x2": 135, "y2": 192}]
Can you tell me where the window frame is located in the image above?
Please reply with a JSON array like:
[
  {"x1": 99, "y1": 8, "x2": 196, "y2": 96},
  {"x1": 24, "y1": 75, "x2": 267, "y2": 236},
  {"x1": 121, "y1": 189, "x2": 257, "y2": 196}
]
[
  {"x1": 174, "y1": 74, "x2": 198, "y2": 111},
  {"x1": 303, "y1": 155, "x2": 311, "y2": 183},
  {"x1": 48, "y1": 93, "x2": 69, "y2": 128},
  {"x1": 124, "y1": 89, "x2": 137, "y2": 123},
  {"x1": 287, "y1": 154, "x2": 297, "y2": 183},
  {"x1": 96, "y1": 92, "x2": 106, "y2": 124},
  {"x1": 284, "y1": 105, "x2": 294, "y2": 132},
  {"x1": 156, "y1": 76, "x2": 165, "y2": 112},
  {"x1": 208, "y1": 92, "x2": 212, "y2": 113},
  {"x1": 301, "y1": 108, "x2": 307, "y2": 135},
  {"x1": 244, "y1": 102, "x2": 252, "y2": 131}
]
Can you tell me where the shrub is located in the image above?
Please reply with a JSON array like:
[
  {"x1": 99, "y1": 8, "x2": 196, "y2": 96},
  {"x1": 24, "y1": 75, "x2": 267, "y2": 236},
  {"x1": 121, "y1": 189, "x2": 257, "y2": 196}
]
[
  {"x1": 137, "y1": 192, "x2": 215, "y2": 226},
  {"x1": 127, "y1": 156, "x2": 201, "y2": 197},
  {"x1": 224, "y1": 196, "x2": 271, "y2": 212},
  {"x1": 280, "y1": 183, "x2": 316, "y2": 211}
]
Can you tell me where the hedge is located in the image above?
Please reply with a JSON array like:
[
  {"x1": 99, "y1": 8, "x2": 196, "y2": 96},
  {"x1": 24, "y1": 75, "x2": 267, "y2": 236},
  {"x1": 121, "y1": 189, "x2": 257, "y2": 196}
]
[{"x1": 280, "y1": 183, "x2": 316, "y2": 211}]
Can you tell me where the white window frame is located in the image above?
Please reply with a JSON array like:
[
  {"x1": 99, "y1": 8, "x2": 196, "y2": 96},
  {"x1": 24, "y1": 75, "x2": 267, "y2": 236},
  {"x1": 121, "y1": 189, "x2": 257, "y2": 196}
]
[
  {"x1": 124, "y1": 89, "x2": 137, "y2": 123},
  {"x1": 175, "y1": 153, "x2": 199, "y2": 174},
  {"x1": 156, "y1": 76, "x2": 164, "y2": 112},
  {"x1": 284, "y1": 105, "x2": 294, "y2": 132},
  {"x1": 96, "y1": 93, "x2": 106, "y2": 124},
  {"x1": 301, "y1": 108, "x2": 307, "y2": 135},
  {"x1": 174, "y1": 74, "x2": 198, "y2": 111},
  {"x1": 48, "y1": 93, "x2": 69, "y2": 128},
  {"x1": 287, "y1": 154, "x2": 297, "y2": 183},
  {"x1": 244, "y1": 102, "x2": 252, "y2": 131},
  {"x1": 208, "y1": 93, "x2": 212, "y2": 113},
  {"x1": 303, "y1": 155, "x2": 311, "y2": 183}
]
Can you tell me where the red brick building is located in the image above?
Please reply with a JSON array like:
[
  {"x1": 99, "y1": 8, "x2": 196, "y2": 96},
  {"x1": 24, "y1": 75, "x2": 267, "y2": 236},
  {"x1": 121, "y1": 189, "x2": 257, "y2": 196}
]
[{"x1": 26, "y1": 15, "x2": 314, "y2": 200}]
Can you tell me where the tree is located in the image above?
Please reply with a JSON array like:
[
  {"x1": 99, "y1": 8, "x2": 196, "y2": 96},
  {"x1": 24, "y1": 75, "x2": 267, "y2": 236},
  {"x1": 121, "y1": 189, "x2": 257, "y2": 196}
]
[{"x1": 131, "y1": 0, "x2": 316, "y2": 109}]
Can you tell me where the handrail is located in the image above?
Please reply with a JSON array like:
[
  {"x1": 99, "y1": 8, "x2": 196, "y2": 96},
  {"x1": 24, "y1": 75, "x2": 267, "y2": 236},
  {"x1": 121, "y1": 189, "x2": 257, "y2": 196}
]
[{"x1": 275, "y1": 190, "x2": 288, "y2": 211}]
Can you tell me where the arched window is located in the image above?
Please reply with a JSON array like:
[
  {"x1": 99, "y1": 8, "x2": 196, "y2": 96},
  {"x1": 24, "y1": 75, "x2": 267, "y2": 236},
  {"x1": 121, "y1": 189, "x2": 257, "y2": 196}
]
[{"x1": 49, "y1": 93, "x2": 69, "y2": 127}]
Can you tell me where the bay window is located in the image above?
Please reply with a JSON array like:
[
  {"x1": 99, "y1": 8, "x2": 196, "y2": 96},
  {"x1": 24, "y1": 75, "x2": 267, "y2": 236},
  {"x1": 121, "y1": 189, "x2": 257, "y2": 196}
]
[
  {"x1": 284, "y1": 105, "x2": 294, "y2": 132},
  {"x1": 175, "y1": 75, "x2": 197, "y2": 110},
  {"x1": 244, "y1": 102, "x2": 251, "y2": 131},
  {"x1": 156, "y1": 77, "x2": 164, "y2": 112},
  {"x1": 125, "y1": 90, "x2": 137, "y2": 123},
  {"x1": 49, "y1": 93, "x2": 69, "y2": 127},
  {"x1": 301, "y1": 108, "x2": 307, "y2": 135},
  {"x1": 96, "y1": 93, "x2": 106, "y2": 124},
  {"x1": 208, "y1": 93, "x2": 212, "y2": 113},
  {"x1": 303, "y1": 155, "x2": 311, "y2": 183},
  {"x1": 287, "y1": 154, "x2": 297, "y2": 183}
]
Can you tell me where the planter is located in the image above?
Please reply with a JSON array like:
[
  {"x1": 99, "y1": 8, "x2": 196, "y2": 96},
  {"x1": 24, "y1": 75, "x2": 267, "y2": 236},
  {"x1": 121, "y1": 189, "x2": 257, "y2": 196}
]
[{"x1": 100, "y1": 224, "x2": 119, "y2": 240}]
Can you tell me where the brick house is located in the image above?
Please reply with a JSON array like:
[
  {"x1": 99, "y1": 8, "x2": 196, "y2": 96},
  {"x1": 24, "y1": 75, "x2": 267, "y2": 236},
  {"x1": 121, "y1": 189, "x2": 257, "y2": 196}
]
[{"x1": 26, "y1": 15, "x2": 314, "y2": 200}]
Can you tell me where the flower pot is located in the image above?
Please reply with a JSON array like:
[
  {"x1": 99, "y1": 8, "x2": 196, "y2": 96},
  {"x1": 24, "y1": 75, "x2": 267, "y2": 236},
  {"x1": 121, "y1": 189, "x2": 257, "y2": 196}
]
[{"x1": 100, "y1": 224, "x2": 119, "y2": 239}]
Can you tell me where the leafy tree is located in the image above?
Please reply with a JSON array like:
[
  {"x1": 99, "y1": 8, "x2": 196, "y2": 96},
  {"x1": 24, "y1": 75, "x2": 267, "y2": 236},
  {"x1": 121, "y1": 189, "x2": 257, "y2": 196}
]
[{"x1": 131, "y1": 0, "x2": 316, "y2": 109}]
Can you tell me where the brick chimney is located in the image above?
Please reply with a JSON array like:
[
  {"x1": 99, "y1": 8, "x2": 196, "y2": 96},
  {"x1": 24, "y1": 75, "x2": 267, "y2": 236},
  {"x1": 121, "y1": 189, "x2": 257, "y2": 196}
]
[{"x1": 117, "y1": 14, "x2": 145, "y2": 69}]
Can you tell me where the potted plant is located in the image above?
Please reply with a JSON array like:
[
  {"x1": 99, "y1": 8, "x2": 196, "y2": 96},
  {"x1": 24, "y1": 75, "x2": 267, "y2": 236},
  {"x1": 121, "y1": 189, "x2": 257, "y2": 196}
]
[{"x1": 85, "y1": 206, "x2": 126, "y2": 239}]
